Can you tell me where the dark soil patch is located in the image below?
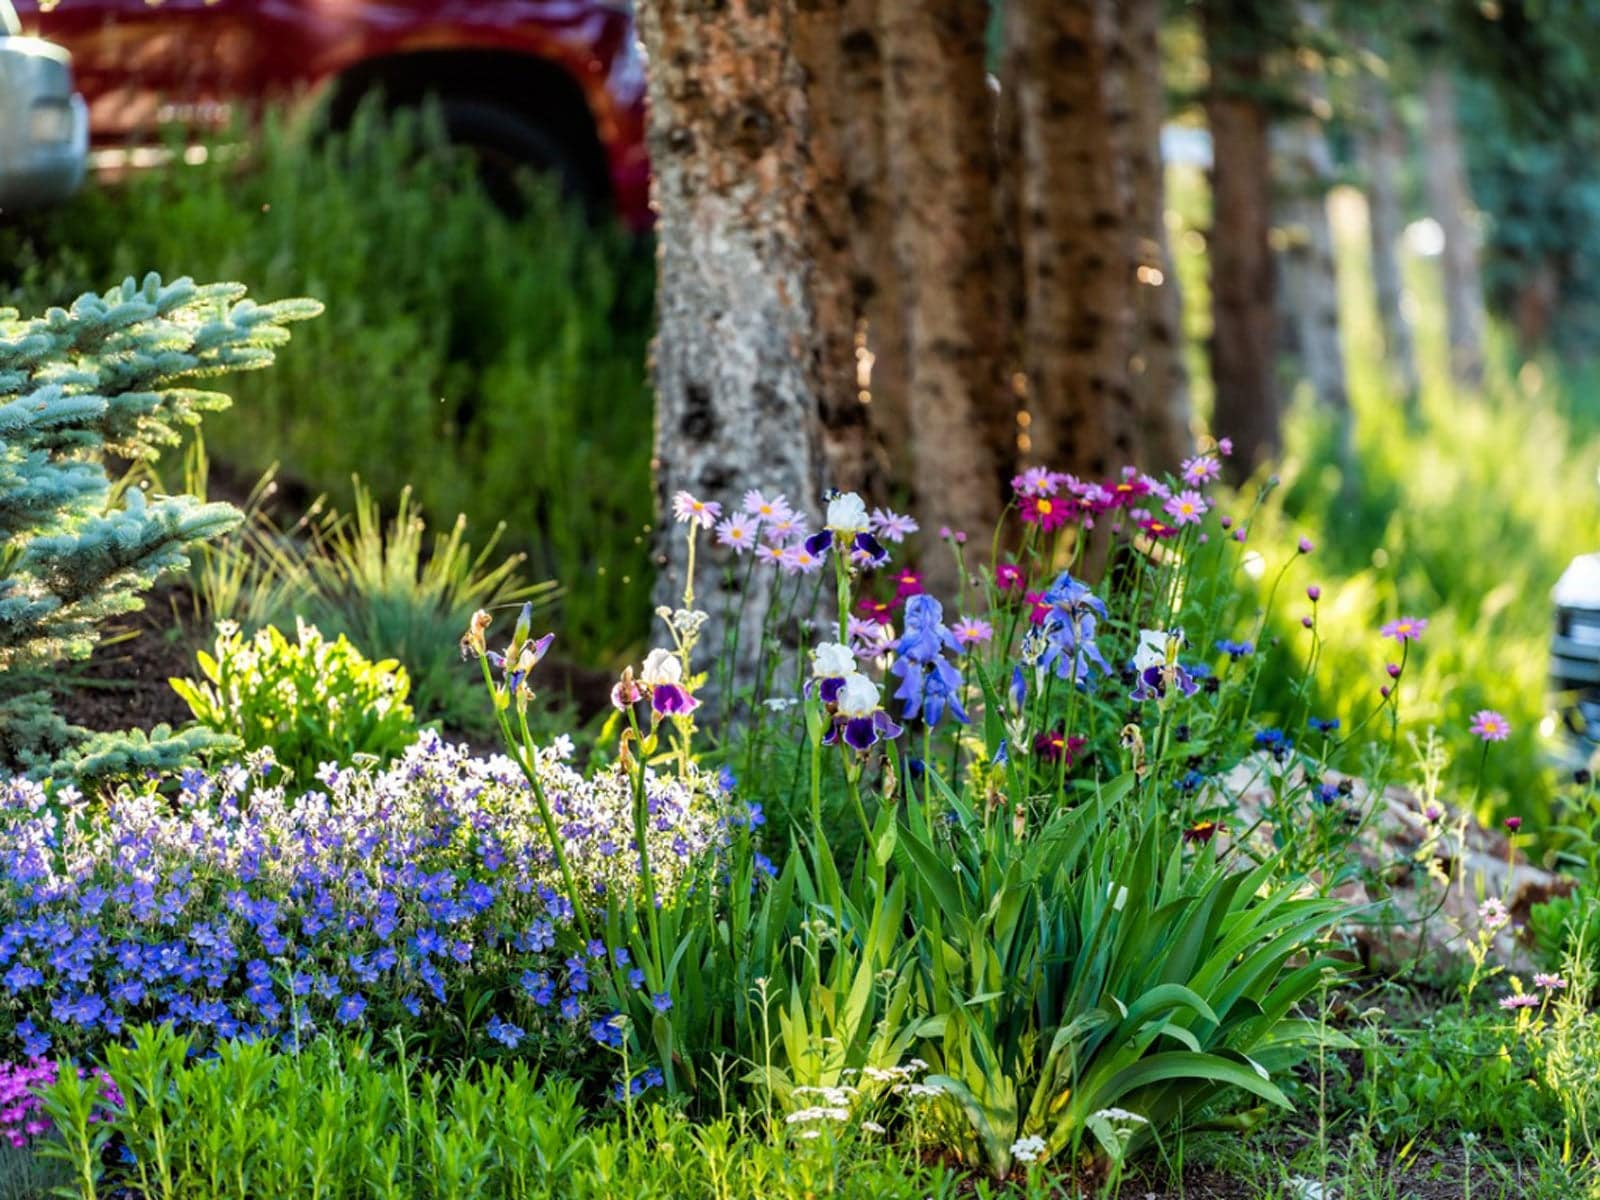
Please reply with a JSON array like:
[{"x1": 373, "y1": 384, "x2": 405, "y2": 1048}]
[{"x1": 51, "y1": 587, "x2": 201, "y2": 735}]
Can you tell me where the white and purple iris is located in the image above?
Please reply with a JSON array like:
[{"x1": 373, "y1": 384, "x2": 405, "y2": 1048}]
[
  {"x1": 640, "y1": 648, "x2": 699, "y2": 717},
  {"x1": 1129, "y1": 628, "x2": 1200, "y2": 701},
  {"x1": 803, "y1": 491, "x2": 889, "y2": 567},
  {"x1": 821, "y1": 671, "x2": 903, "y2": 752}
]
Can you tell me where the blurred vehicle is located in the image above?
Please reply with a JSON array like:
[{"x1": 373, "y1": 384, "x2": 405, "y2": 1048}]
[
  {"x1": 0, "y1": 0, "x2": 88, "y2": 211},
  {"x1": 10, "y1": 0, "x2": 650, "y2": 229}
]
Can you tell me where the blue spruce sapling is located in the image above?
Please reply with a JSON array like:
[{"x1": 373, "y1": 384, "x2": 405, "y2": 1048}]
[{"x1": 0, "y1": 273, "x2": 320, "y2": 783}]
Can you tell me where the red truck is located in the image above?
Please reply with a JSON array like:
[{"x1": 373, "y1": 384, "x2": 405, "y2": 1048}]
[{"x1": 10, "y1": 0, "x2": 652, "y2": 230}]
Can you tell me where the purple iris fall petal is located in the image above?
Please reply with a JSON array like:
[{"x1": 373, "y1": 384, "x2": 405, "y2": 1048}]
[
  {"x1": 843, "y1": 716, "x2": 878, "y2": 751},
  {"x1": 852, "y1": 531, "x2": 888, "y2": 565},
  {"x1": 651, "y1": 683, "x2": 700, "y2": 715},
  {"x1": 873, "y1": 710, "x2": 902, "y2": 740},
  {"x1": 819, "y1": 676, "x2": 846, "y2": 705},
  {"x1": 803, "y1": 530, "x2": 834, "y2": 557}
]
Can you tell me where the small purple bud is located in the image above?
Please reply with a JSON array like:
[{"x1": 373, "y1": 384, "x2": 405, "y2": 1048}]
[{"x1": 1307, "y1": 584, "x2": 1321, "y2": 602}]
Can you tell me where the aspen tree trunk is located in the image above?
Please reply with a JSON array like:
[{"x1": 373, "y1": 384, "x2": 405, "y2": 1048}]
[
  {"x1": 1359, "y1": 67, "x2": 1418, "y2": 404},
  {"x1": 837, "y1": 0, "x2": 912, "y2": 500},
  {"x1": 1124, "y1": 0, "x2": 1192, "y2": 474},
  {"x1": 794, "y1": 0, "x2": 879, "y2": 499},
  {"x1": 1203, "y1": 0, "x2": 1279, "y2": 478},
  {"x1": 636, "y1": 0, "x2": 827, "y2": 683},
  {"x1": 1008, "y1": 0, "x2": 1138, "y2": 481},
  {"x1": 1422, "y1": 65, "x2": 1487, "y2": 390},
  {"x1": 880, "y1": 0, "x2": 1010, "y2": 557},
  {"x1": 1271, "y1": 33, "x2": 1350, "y2": 467}
]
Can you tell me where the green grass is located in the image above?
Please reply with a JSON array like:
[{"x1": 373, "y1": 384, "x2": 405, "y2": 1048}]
[
  {"x1": 1170, "y1": 167, "x2": 1600, "y2": 824},
  {"x1": 0, "y1": 104, "x2": 656, "y2": 665}
]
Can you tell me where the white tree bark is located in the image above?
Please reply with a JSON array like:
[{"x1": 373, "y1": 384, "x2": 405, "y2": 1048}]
[
  {"x1": 1359, "y1": 66, "x2": 1418, "y2": 404},
  {"x1": 1422, "y1": 65, "x2": 1487, "y2": 390},
  {"x1": 637, "y1": 0, "x2": 827, "y2": 689}
]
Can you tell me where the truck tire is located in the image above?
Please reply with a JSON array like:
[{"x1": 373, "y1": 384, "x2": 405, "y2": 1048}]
[{"x1": 434, "y1": 96, "x2": 602, "y2": 217}]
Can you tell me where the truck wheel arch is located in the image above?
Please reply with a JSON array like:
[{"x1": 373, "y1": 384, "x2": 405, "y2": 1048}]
[{"x1": 322, "y1": 48, "x2": 612, "y2": 212}]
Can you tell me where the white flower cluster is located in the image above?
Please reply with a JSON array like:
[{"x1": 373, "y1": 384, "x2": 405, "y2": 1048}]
[{"x1": 1010, "y1": 1134, "x2": 1048, "y2": 1164}]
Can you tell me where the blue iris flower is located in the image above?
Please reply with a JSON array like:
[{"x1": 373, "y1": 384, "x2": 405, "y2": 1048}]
[
  {"x1": 1036, "y1": 572, "x2": 1110, "y2": 685},
  {"x1": 890, "y1": 595, "x2": 970, "y2": 726}
]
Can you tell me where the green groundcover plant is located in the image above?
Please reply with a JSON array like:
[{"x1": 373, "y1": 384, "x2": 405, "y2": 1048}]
[{"x1": 170, "y1": 618, "x2": 418, "y2": 786}]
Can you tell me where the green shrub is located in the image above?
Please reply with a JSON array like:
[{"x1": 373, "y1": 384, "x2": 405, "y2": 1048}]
[
  {"x1": 170, "y1": 619, "x2": 418, "y2": 784},
  {"x1": 2, "y1": 102, "x2": 655, "y2": 664}
]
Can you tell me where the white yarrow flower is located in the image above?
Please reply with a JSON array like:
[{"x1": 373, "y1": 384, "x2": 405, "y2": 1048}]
[{"x1": 1010, "y1": 1135, "x2": 1047, "y2": 1164}]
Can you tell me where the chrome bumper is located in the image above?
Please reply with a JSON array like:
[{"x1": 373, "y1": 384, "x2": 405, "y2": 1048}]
[{"x1": 0, "y1": 37, "x2": 88, "y2": 211}]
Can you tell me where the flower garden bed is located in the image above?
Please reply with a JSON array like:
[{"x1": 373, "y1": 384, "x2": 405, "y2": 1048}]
[{"x1": 0, "y1": 281, "x2": 1595, "y2": 1199}]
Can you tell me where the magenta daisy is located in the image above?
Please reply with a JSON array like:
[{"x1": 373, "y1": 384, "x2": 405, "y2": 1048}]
[
  {"x1": 715, "y1": 517, "x2": 757, "y2": 553},
  {"x1": 671, "y1": 491, "x2": 721, "y2": 528},
  {"x1": 754, "y1": 543, "x2": 784, "y2": 567},
  {"x1": 1380, "y1": 616, "x2": 1428, "y2": 643},
  {"x1": 1533, "y1": 973, "x2": 1568, "y2": 991},
  {"x1": 951, "y1": 617, "x2": 993, "y2": 648},
  {"x1": 869, "y1": 507, "x2": 918, "y2": 543},
  {"x1": 1498, "y1": 994, "x2": 1538, "y2": 1011},
  {"x1": 1020, "y1": 494, "x2": 1069, "y2": 532},
  {"x1": 1180, "y1": 455, "x2": 1221, "y2": 486},
  {"x1": 1163, "y1": 490, "x2": 1209, "y2": 526},
  {"x1": 1469, "y1": 709, "x2": 1511, "y2": 742},
  {"x1": 742, "y1": 490, "x2": 794, "y2": 526}
]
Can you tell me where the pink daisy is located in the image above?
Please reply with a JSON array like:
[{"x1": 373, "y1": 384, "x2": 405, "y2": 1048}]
[
  {"x1": 1180, "y1": 455, "x2": 1221, "y2": 486},
  {"x1": 1163, "y1": 490, "x2": 1209, "y2": 526},
  {"x1": 671, "y1": 491, "x2": 721, "y2": 529},
  {"x1": 780, "y1": 545, "x2": 826, "y2": 576},
  {"x1": 742, "y1": 490, "x2": 794, "y2": 526},
  {"x1": 870, "y1": 507, "x2": 918, "y2": 543},
  {"x1": 951, "y1": 617, "x2": 993, "y2": 648},
  {"x1": 1380, "y1": 616, "x2": 1428, "y2": 643},
  {"x1": 715, "y1": 517, "x2": 757, "y2": 553},
  {"x1": 1020, "y1": 494, "x2": 1069, "y2": 532},
  {"x1": 1469, "y1": 709, "x2": 1511, "y2": 742}
]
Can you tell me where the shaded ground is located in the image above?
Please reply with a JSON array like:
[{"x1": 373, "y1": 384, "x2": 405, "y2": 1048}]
[
  {"x1": 52, "y1": 587, "x2": 199, "y2": 736},
  {"x1": 1113, "y1": 1140, "x2": 1483, "y2": 1200}
]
